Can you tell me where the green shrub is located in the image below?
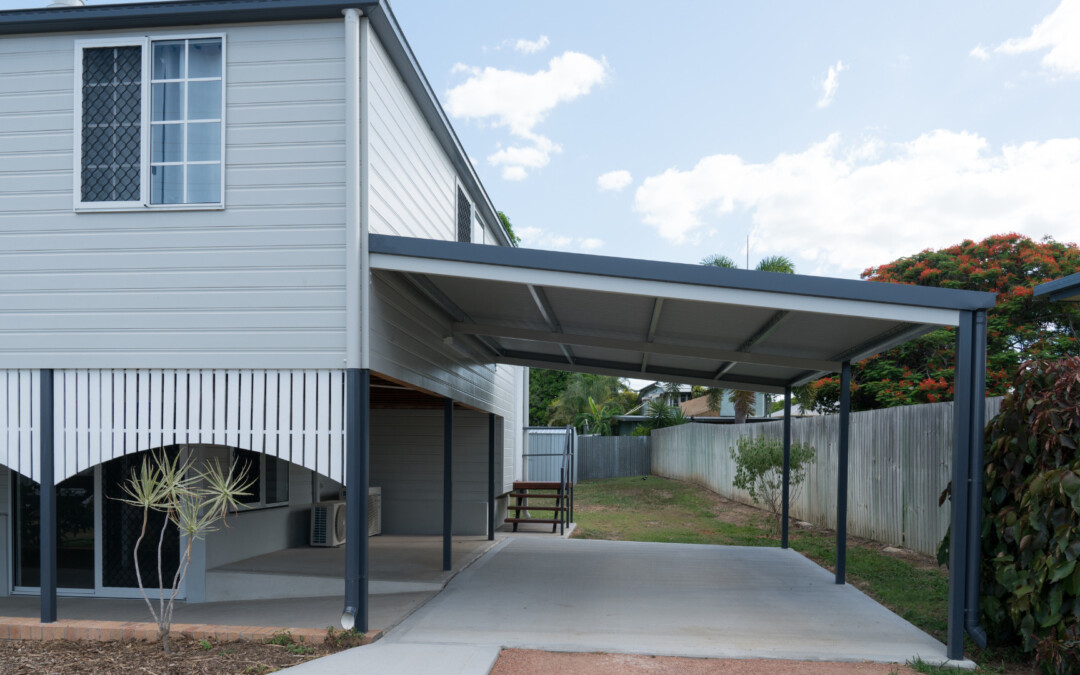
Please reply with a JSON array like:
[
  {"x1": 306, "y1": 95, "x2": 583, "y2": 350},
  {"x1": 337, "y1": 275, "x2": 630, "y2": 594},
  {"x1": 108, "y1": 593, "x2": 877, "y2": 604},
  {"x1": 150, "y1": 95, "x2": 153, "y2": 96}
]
[
  {"x1": 981, "y1": 358, "x2": 1080, "y2": 673},
  {"x1": 730, "y1": 434, "x2": 816, "y2": 531}
]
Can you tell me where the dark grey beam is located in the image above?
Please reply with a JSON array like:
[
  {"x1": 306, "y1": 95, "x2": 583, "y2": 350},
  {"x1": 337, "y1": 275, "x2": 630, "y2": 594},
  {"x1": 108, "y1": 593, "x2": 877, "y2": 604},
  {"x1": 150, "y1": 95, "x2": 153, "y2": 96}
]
[
  {"x1": 453, "y1": 323, "x2": 840, "y2": 372},
  {"x1": 39, "y1": 369, "x2": 57, "y2": 624},
  {"x1": 443, "y1": 398, "x2": 453, "y2": 571},
  {"x1": 836, "y1": 362, "x2": 851, "y2": 585},
  {"x1": 527, "y1": 284, "x2": 575, "y2": 365},
  {"x1": 948, "y1": 312, "x2": 973, "y2": 660},
  {"x1": 640, "y1": 298, "x2": 665, "y2": 372},
  {"x1": 713, "y1": 310, "x2": 791, "y2": 379},
  {"x1": 965, "y1": 310, "x2": 988, "y2": 649},
  {"x1": 342, "y1": 368, "x2": 370, "y2": 632},
  {"x1": 781, "y1": 386, "x2": 792, "y2": 549},
  {"x1": 497, "y1": 349, "x2": 789, "y2": 393},
  {"x1": 488, "y1": 413, "x2": 496, "y2": 542},
  {"x1": 401, "y1": 272, "x2": 503, "y2": 358}
]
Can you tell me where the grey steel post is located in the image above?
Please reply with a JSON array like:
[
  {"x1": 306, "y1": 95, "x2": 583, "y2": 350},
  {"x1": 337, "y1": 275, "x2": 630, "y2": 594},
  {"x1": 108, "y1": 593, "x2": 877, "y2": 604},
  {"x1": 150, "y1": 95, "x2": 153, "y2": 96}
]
[
  {"x1": 488, "y1": 413, "x2": 496, "y2": 541},
  {"x1": 836, "y1": 362, "x2": 851, "y2": 585},
  {"x1": 342, "y1": 368, "x2": 370, "y2": 632},
  {"x1": 948, "y1": 312, "x2": 974, "y2": 660},
  {"x1": 781, "y1": 386, "x2": 792, "y2": 549},
  {"x1": 39, "y1": 368, "x2": 57, "y2": 623},
  {"x1": 443, "y1": 398, "x2": 453, "y2": 571},
  {"x1": 965, "y1": 309, "x2": 988, "y2": 647}
]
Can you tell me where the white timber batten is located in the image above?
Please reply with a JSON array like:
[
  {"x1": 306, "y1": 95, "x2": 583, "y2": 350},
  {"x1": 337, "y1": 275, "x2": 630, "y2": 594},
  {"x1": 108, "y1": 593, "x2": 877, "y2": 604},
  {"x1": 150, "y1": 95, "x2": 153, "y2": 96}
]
[
  {"x1": 0, "y1": 369, "x2": 347, "y2": 485},
  {"x1": 369, "y1": 254, "x2": 963, "y2": 327}
]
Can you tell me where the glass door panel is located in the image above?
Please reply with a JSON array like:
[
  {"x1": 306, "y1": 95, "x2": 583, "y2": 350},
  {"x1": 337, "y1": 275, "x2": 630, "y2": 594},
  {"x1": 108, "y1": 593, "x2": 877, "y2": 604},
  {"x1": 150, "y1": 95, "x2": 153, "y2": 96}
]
[{"x1": 14, "y1": 470, "x2": 95, "y2": 589}]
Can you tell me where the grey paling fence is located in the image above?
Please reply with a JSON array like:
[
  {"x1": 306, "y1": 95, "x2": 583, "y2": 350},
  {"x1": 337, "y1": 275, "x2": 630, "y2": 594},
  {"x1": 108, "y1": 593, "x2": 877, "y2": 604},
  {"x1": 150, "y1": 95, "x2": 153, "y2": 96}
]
[
  {"x1": 577, "y1": 436, "x2": 651, "y2": 480},
  {"x1": 651, "y1": 398, "x2": 1002, "y2": 556},
  {"x1": 523, "y1": 427, "x2": 577, "y2": 482}
]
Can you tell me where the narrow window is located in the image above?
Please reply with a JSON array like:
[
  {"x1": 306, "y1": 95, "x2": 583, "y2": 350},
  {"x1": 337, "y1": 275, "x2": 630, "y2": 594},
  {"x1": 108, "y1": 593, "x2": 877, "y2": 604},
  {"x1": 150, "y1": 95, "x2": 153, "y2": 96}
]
[
  {"x1": 456, "y1": 187, "x2": 472, "y2": 243},
  {"x1": 150, "y1": 38, "x2": 223, "y2": 204},
  {"x1": 81, "y1": 46, "x2": 142, "y2": 203}
]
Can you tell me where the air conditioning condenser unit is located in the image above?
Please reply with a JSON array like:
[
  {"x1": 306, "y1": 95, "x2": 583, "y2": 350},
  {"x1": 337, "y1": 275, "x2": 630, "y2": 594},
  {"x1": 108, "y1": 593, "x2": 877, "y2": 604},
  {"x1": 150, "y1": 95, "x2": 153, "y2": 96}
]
[{"x1": 310, "y1": 488, "x2": 382, "y2": 547}]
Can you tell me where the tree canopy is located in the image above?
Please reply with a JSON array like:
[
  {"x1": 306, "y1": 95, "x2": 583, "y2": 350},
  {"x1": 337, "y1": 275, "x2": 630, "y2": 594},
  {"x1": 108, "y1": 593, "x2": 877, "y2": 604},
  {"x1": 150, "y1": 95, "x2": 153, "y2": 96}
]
[
  {"x1": 546, "y1": 373, "x2": 635, "y2": 433},
  {"x1": 529, "y1": 369, "x2": 570, "y2": 426},
  {"x1": 813, "y1": 233, "x2": 1080, "y2": 412}
]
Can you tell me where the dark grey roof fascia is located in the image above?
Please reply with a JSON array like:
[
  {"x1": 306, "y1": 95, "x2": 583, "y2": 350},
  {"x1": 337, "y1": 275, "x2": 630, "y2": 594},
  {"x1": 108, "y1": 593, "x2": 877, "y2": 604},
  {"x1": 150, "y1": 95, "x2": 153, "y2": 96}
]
[
  {"x1": 0, "y1": 0, "x2": 512, "y2": 249},
  {"x1": 369, "y1": 234, "x2": 999, "y2": 312},
  {"x1": 0, "y1": 0, "x2": 376, "y2": 33},
  {"x1": 1033, "y1": 271, "x2": 1080, "y2": 302}
]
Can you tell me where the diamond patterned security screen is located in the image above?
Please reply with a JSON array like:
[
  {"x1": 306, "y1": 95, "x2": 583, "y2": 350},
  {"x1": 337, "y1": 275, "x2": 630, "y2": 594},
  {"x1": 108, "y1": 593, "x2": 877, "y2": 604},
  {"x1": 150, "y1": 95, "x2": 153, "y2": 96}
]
[
  {"x1": 456, "y1": 187, "x2": 471, "y2": 243},
  {"x1": 102, "y1": 451, "x2": 179, "y2": 589},
  {"x1": 82, "y1": 46, "x2": 142, "y2": 203}
]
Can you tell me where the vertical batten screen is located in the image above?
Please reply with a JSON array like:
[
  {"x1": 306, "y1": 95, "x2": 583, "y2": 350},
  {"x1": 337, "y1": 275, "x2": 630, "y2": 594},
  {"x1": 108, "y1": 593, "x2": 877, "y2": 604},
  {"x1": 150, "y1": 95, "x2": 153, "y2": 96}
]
[
  {"x1": 456, "y1": 187, "x2": 471, "y2": 243},
  {"x1": 82, "y1": 46, "x2": 142, "y2": 203},
  {"x1": 0, "y1": 369, "x2": 346, "y2": 485}
]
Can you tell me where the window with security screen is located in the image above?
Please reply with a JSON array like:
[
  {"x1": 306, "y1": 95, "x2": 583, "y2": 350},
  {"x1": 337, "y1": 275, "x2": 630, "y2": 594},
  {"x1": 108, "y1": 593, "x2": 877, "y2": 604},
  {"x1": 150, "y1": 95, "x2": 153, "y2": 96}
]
[
  {"x1": 456, "y1": 186, "x2": 471, "y2": 243},
  {"x1": 75, "y1": 36, "x2": 224, "y2": 210}
]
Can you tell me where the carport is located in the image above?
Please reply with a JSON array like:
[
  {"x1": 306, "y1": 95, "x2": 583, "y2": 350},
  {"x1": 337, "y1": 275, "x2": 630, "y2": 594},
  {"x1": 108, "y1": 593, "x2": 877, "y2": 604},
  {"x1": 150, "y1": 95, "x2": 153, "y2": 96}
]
[{"x1": 338, "y1": 234, "x2": 997, "y2": 662}]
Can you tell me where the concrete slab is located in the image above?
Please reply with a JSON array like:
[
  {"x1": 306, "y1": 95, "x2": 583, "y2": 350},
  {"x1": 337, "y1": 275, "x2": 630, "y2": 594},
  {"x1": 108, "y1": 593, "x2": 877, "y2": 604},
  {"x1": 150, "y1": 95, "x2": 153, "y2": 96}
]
[
  {"x1": 0, "y1": 591, "x2": 433, "y2": 631},
  {"x1": 206, "y1": 535, "x2": 496, "y2": 601},
  {"x1": 385, "y1": 538, "x2": 951, "y2": 666}
]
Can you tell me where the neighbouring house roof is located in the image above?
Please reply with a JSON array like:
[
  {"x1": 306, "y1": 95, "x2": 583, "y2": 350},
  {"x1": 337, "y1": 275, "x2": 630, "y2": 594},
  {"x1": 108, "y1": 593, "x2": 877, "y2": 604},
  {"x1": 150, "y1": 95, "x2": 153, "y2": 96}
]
[
  {"x1": 1034, "y1": 271, "x2": 1080, "y2": 303},
  {"x1": 680, "y1": 395, "x2": 723, "y2": 417},
  {"x1": 369, "y1": 234, "x2": 997, "y2": 393},
  {"x1": 0, "y1": 0, "x2": 511, "y2": 248}
]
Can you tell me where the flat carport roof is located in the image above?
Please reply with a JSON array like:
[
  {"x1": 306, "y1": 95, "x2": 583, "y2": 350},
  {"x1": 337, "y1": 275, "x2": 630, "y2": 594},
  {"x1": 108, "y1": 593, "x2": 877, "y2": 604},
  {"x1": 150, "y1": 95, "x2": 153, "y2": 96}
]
[
  {"x1": 369, "y1": 234, "x2": 994, "y2": 393},
  {"x1": 351, "y1": 235, "x2": 995, "y2": 664}
]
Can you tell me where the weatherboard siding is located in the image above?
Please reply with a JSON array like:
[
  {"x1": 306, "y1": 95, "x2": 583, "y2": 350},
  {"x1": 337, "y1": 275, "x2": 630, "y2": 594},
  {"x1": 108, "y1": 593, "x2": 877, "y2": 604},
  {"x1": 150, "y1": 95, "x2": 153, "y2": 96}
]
[
  {"x1": 370, "y1": 408, "x2": 490, "y2": 535},
  {"x1": 367, "y1": 30, "x2": 456, "y2": 241},
  {"x1": 0, "y1": 21, "x2": 348, "y2": 370}
]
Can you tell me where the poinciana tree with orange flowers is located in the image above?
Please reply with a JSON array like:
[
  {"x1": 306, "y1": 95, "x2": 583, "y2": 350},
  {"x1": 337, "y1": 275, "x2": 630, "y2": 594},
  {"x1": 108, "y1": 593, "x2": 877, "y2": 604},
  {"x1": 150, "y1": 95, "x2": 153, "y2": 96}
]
[{"x1": 812, "y1": 233, "x2": 1080, "y2": 412}]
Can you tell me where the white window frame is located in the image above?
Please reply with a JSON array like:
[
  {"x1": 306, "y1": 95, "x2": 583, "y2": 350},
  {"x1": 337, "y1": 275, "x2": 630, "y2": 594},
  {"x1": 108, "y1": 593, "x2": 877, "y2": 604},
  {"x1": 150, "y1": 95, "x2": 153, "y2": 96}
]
[{"x1": 73, "y1": 34, "x2": 226, "y2": 212}]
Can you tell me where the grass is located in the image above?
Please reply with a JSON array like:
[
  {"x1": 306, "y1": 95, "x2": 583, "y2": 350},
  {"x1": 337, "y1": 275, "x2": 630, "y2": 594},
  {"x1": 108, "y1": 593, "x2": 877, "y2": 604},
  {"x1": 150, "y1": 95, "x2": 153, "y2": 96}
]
[{"x1": 571, "y1": 476, "x2": 1033, "y2": 673}]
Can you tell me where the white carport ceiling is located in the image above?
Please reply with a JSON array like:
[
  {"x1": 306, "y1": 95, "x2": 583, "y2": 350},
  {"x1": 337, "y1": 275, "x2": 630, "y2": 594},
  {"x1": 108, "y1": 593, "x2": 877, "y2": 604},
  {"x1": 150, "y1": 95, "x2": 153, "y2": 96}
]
[{"x1": 369, "y1": 236, "x2": 997, "y2": 394}]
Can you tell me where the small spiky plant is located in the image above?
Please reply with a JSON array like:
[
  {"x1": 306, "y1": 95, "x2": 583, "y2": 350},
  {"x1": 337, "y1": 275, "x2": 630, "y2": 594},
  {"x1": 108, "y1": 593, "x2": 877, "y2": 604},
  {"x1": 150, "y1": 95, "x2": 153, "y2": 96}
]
[{"x1": 119, "y1": 448, "x2": 253, "y2": 653}]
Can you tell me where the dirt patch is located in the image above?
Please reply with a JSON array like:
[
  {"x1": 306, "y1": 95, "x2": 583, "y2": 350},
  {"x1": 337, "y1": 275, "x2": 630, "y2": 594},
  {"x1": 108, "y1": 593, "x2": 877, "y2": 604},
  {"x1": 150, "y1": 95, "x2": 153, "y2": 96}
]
[
  {"x1": 0, "y1": 632, "x2": 364, "y2": 674},
  {"x1": 490, "y1": 649, "x2": 917, "y2": 674}
]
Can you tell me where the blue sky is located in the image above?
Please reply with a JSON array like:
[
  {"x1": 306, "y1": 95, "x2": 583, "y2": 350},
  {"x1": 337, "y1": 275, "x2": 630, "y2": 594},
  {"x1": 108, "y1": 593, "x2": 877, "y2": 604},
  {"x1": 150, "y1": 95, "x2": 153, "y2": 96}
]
[{"x1": 4, "y1": 0, "x2": 1080, "y2": 278}]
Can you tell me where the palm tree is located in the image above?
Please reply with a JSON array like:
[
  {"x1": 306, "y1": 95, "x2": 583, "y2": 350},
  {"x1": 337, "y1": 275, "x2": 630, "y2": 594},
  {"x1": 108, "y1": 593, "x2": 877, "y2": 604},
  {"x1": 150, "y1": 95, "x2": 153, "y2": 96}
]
[
  {"x1": 576, "y1": 397, "x2": 617, "y2": 436},
  {"x1": 548, "y1": 373, "x2": 629, "y2": 430},
  {"x1": 701, "y1": 251, "x2": 797, "y2": 423}
]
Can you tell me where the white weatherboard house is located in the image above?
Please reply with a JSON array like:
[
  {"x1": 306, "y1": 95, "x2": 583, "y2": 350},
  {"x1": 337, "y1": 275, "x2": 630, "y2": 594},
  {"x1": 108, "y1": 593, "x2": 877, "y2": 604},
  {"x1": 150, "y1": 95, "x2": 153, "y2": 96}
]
[
  {"x1": 0, "y1": 0, "x2": 1000, "y2": 662},
  {"x1": 0, "y1": 0, "x2": 528, "y2": 630}
]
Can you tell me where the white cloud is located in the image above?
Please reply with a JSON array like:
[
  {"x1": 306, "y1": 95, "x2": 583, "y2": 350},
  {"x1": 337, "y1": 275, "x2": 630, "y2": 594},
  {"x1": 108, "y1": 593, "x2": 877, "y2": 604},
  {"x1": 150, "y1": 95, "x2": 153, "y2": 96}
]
[
  {"x1": 446, "y1": 51, "x2": 609, "y2": 179},
  {"x1": 514, "y1": 35, "x2": 550, "y2": 54},
  {"x1": 969, "y1": 44, "x2": 990, "y2": 61},
  {"x1": 817, "y1": 60, "x2": 846, "y2": 108},
  {"x1": 633, "y1": 130, "x2": 1080, "y2": 276},
  {"x1": 994, "y1": 0, "x2": 1080, "y2": 75},
  {"x1": 597, "y1": 170, "x2": 633, "y2": 192},
  {"x1": 518, "y1": 226, "x2": 605, "y2": 253},
  {"x1": 501, "y1": 166, "x2": 528, "y2": 181}
]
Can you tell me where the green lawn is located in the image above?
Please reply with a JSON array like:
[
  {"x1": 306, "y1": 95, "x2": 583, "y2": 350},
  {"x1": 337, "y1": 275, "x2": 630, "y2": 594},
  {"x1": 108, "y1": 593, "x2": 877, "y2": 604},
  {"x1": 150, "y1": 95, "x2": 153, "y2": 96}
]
[{"x1": 570, "y1": 476, "x2": 1031, "y2": 674}]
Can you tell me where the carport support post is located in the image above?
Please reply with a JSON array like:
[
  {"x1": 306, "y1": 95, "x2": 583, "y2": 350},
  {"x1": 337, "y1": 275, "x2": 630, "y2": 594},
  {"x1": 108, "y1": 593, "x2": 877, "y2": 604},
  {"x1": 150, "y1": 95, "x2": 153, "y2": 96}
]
[
  {"x1": 443, "y1": 398, "x2": 453, "y2": 571},
  {"x1": 343, "y1": 368, "x2": 370, "y2": 632},
  {"x1": 835, "y1": 361, "x2": 851, "y2": 585},
  {"x1": 965, "y1": 310, "x2": 989, "y2": 649},
  {"x1": 40, "y1": 368, "x2": 57, "y2": 624},
  {"x1": 781, "y1": 386, "x2": 792, "y2": 549},
  {"x1": 948, "y1": 311, "x2": 976, "y2": 660},
  {"x1": 488, "y1": 413, "x2": 496, "y2": 541}
]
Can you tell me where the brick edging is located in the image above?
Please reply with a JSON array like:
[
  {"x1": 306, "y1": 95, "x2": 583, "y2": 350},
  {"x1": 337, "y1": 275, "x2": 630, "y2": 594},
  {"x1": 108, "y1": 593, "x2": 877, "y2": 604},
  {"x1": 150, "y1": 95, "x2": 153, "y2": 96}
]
[{"x1": 0, "y1": 616, "x2": 381, "y2": 645}]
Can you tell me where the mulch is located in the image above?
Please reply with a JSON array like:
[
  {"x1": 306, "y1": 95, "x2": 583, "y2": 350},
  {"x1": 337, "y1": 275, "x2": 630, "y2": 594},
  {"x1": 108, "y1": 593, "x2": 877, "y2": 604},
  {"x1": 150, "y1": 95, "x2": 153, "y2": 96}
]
[{"x1": 0, "y1": 633, "x2": 362, "y2": 675}]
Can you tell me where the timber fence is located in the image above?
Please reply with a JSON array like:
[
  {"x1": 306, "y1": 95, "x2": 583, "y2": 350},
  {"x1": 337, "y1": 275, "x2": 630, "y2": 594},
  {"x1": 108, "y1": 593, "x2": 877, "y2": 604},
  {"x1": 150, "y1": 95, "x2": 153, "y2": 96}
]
[{"x1": 651, "y1": 398, "x2": 1002, "y2": 556}]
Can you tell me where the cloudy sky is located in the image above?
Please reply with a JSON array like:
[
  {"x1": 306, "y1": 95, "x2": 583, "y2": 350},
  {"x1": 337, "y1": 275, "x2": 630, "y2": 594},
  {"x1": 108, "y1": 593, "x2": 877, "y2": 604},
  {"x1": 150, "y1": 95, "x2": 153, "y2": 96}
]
[{"x1": 4, "y1": 0, "x2": 1079, "y2": 278}]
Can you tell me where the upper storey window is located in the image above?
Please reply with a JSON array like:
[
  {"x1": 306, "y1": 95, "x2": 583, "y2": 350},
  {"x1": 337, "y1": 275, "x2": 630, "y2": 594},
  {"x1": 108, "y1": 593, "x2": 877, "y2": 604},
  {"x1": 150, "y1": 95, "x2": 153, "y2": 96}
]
[{"x1": 75, "y1": 36, "x2": 225, "y2": 211}]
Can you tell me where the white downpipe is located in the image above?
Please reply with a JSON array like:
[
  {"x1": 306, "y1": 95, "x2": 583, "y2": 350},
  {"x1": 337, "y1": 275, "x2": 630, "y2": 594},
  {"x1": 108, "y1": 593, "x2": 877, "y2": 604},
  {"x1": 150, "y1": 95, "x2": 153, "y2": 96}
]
[
  {"x1": 359, "y1": 14, "x2": 371, "y2": 369},
  {"x1": 343, "y1": 8, "x2": 366, "y2": 369}
]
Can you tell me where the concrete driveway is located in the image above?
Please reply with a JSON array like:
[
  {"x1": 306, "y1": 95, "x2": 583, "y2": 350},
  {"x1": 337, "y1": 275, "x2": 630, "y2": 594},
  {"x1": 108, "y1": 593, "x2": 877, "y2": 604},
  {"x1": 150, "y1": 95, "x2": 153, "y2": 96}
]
[{"x1": 285, "y1": 537, "x2": 953, "y2": 674}]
